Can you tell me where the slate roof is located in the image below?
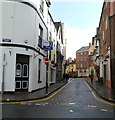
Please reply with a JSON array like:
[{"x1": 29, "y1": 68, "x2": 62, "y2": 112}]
[{"x1": 76, "y1": 46, "x2": 89, "y2": 53}]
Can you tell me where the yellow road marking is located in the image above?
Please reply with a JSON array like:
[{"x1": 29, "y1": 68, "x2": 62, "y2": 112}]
[
  {"x1": 85, "y1": 81, "x2": 115, "y2": 106},
  {"x1": 0, "y1": 83, "x2": 68, "y2": 104}
]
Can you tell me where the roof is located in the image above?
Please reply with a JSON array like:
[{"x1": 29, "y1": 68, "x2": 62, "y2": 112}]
[{"x1": 76, "y1": 46, "x2": 89, "y2": 53}]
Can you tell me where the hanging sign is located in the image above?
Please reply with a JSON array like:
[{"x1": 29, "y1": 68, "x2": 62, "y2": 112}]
[{"x1": 43, "y1": 41, "x2": 53, "y2": 50}]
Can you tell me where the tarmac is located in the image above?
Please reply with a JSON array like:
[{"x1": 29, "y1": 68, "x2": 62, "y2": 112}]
[{"x1": 0, "y1": 78, "x2": 115, "y2": 103}]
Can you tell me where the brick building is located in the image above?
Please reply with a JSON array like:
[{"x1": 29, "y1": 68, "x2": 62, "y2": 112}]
[
  {"x1": 76, "y1": 46, "x2": 90, "y2": 77},
  {"x1": 110, "y1": 2, "x2": 115, "y2": 88},
  {"x1": 99, "y1": 1, "x2": 115, "y2": 88}
]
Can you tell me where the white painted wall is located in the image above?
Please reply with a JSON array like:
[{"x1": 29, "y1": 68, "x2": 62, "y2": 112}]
[
  {"x1": 0, "y1": 1, "x2": 2, "y2": 92},
  {"x1": 100, "y1": 61, "x2": 103, "y2": 78},
  {"x1": 1, "y1": 0, "x2": 48, "y2": 92}
]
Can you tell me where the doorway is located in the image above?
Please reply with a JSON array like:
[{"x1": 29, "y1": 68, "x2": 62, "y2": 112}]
[{"x1": 15, "y1": 54, "x2": 29, "y2": 92}]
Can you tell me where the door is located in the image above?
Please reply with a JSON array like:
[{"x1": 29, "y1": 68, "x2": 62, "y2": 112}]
[{"x1": 15, "y1": 54, "x2": 29, "y2": 92}]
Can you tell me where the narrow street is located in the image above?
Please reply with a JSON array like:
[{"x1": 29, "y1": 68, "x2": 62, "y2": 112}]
[{"x1": 2, "y1": 78, "x2": 113, "y2": 119}]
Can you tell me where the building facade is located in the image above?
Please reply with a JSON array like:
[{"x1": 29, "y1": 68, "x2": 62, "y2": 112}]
[
  {"x1": 66, "y1": 58, "x2": 76, "y2": 78},
  {"x1": 109, "y1": 1, "x2": 115, "y2": 88},
  {"x1": 1, "y1": 0, "x2": 51, "y2": 92},
  {"x1": 76, "y1": 46, "x2": 90, "y2": 77},
  {"x1": 98, "y1": 1, "x2": 115, "y2": 88},
  {"x1": 47, "y1": 11, "x2": 57, "y2": 85},
  {"x1": 89, "y1": 35, "x2": 100, "y2": 82},
  {"x1": 55, "y1": 22, "x2": 64, "y2": 82}
]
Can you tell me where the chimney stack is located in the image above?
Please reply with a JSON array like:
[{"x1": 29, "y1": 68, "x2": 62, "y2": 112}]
[{"x1": 89, "y1": 43, "x2": 91, "y2": 47}]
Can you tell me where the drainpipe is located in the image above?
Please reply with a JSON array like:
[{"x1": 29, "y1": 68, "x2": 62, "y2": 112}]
[{"x1": 2, "y1": 53, "x2": 6, "y2": 93}]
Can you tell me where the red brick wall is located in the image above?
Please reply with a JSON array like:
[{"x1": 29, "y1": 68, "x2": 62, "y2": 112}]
[
  {"x1": 110, "y1": 15, "x2": 115, "y2": 87},
  {"x1": 76, "y1": 51, "x2": 89, "y2": 69},
  {"x1": 110, "y1": 1, "x2": 115, "y2": 16},
  {"x1": 99, "y1": 2, "x2": 110, "y2": 58}
]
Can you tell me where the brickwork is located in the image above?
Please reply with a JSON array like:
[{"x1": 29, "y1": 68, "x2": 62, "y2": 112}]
[
  {"x1": 110, "y1": 14, "x2": 115, "y2": 87},
  {"x1": 99, "y1": 1, "x2": 115, "y2": 88},
  {"x1": 76, "y1": 51, "x2": 89, "y2": 69},
  {"x1": 99, "y1": 2, "x2": 110, "y2": 58}
]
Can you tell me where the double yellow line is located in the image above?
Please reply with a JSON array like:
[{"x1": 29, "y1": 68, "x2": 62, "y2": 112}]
[
  {"x1": 0, "y1": 80, "x2": 115, "y2": 106},
  {"x1": 0, "y1": 83, "x2": 68, "y2": 104},
  {"x1": 85, "y1": 81, "x2": 115, "y2": 106}
]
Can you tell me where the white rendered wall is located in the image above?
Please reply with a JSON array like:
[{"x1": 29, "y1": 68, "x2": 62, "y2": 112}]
[
  {"x1": 0, "y1": 0, "x2": 2, "y2": 92},
  {"x1": 1, "y1": 0, "x2": 48, "y2": 92}
]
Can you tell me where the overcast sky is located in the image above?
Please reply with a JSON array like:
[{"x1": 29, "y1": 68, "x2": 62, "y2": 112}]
[{"x1": 50, "y1": 1, "x2": 103, "y2": 59}]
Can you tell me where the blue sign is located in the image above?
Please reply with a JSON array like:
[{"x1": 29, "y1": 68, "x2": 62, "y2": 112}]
[
  {"x1": 43, "y1": 41, "x2": 53, "y2": 50},
  {"x1": 43, "y1": 46, "x2": 53, "y2": 50},
  {"x1": 2, "y1": 39, "x2": 11, "y2": 42}
]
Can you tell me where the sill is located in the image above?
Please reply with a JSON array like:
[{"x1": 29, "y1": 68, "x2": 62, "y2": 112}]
[{"x1": 38, "y1": 81, "x2": 42, "y2": 83}]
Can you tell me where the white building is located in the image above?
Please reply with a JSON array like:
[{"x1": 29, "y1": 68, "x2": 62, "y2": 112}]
[
  {"x1": 47, "y1": 11, "x2": 57, "y2": 85},
  {"x1": 0, "y1": 0, "x2": 51, "y2": 92},
  {"x1": 89, "y1": 35, "x2": 100, "y2": 82},
  {"x1": 55, "y1": 22, "x2": 64, "y2": 82}
]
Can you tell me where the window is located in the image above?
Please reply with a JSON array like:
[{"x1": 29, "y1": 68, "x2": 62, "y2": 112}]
[
  {"x1": 16, "y1": 63, "x2": 22, "y2": 77},
  {"x1": 78, "y1": 64, "x2": 79, "y2": 68},
  {"x1": 84, "y1": 64, "x2": 86, "y2": 68},
  {"x1": 40, "y1": 0, "x2": 44, "y2": 14},
  {"x1": 49, "y1": 32, "x2": 51, "y2": 41},
  {"x1": 38, "y1": 59, "x2": 42, "y2": 83},
  {"x1": 84, "y1": 52, "x2": 87, "y2": 55},
  {"x1": 23, "y1": 64, "x2": 28, "y2": 77},
  {"x1": 49, "y1": 51, "x2": 51, "y2": 60},
  {"x1": 38, "y1": 25, "x2": 43, "y2": 47},
  {"x1": 81, "y1": 52, "x2": 83, "y2": 55},
  {"x1": 59, "y1": 33, "x2": 61, "y2": 39},
  {"x1": 80, "y1": 64, "x2": 82, "y2": 69},
  {"x1": 84, "y1": 57, "x2": 87, "y2": 61},
  {"x1": 105, "y1": 17, "x2": 108, "y2": 30}
]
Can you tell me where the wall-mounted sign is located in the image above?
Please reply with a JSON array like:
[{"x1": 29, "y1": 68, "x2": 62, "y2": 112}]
[
  {"x1": 2, "y1": 39, "x2": 11, "y2": 42},
  {"x1": 43, "y1": 41, "x2": 53, "y2": 50},
  {"x1": 44, "y1": 57, "x2": 49, "y2": 65}
]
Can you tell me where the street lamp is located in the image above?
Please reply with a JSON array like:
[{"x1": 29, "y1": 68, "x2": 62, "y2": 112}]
[{"x1": 102, "y1": 59, "x2": 107, "y2": 65}]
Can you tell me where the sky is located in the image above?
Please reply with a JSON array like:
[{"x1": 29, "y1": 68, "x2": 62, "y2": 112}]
[{"x1": 49, "y1": 1, "x2": 104, "y2": 59}]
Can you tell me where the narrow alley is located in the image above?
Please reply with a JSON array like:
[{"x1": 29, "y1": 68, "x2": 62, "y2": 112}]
[{"x1": 2, "y1": 78, "x2": 114, "y2": 119}]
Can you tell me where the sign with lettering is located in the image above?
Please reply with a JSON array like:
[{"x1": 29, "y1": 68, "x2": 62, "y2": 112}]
[
  {"x1": 43, "y1": 41, "x2": 53, "y2": 50},
  {"x1": 2, "y1": 39, "x2": 11, "y2": 42}
]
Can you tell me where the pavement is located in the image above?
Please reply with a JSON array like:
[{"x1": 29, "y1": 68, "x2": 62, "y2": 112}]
[
  {"x1": 85, "y1": 78, "x2": 115, "y2": 103},
  {"x1": 0, "y1": 81, "x2": 67, "y2": 102}
]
